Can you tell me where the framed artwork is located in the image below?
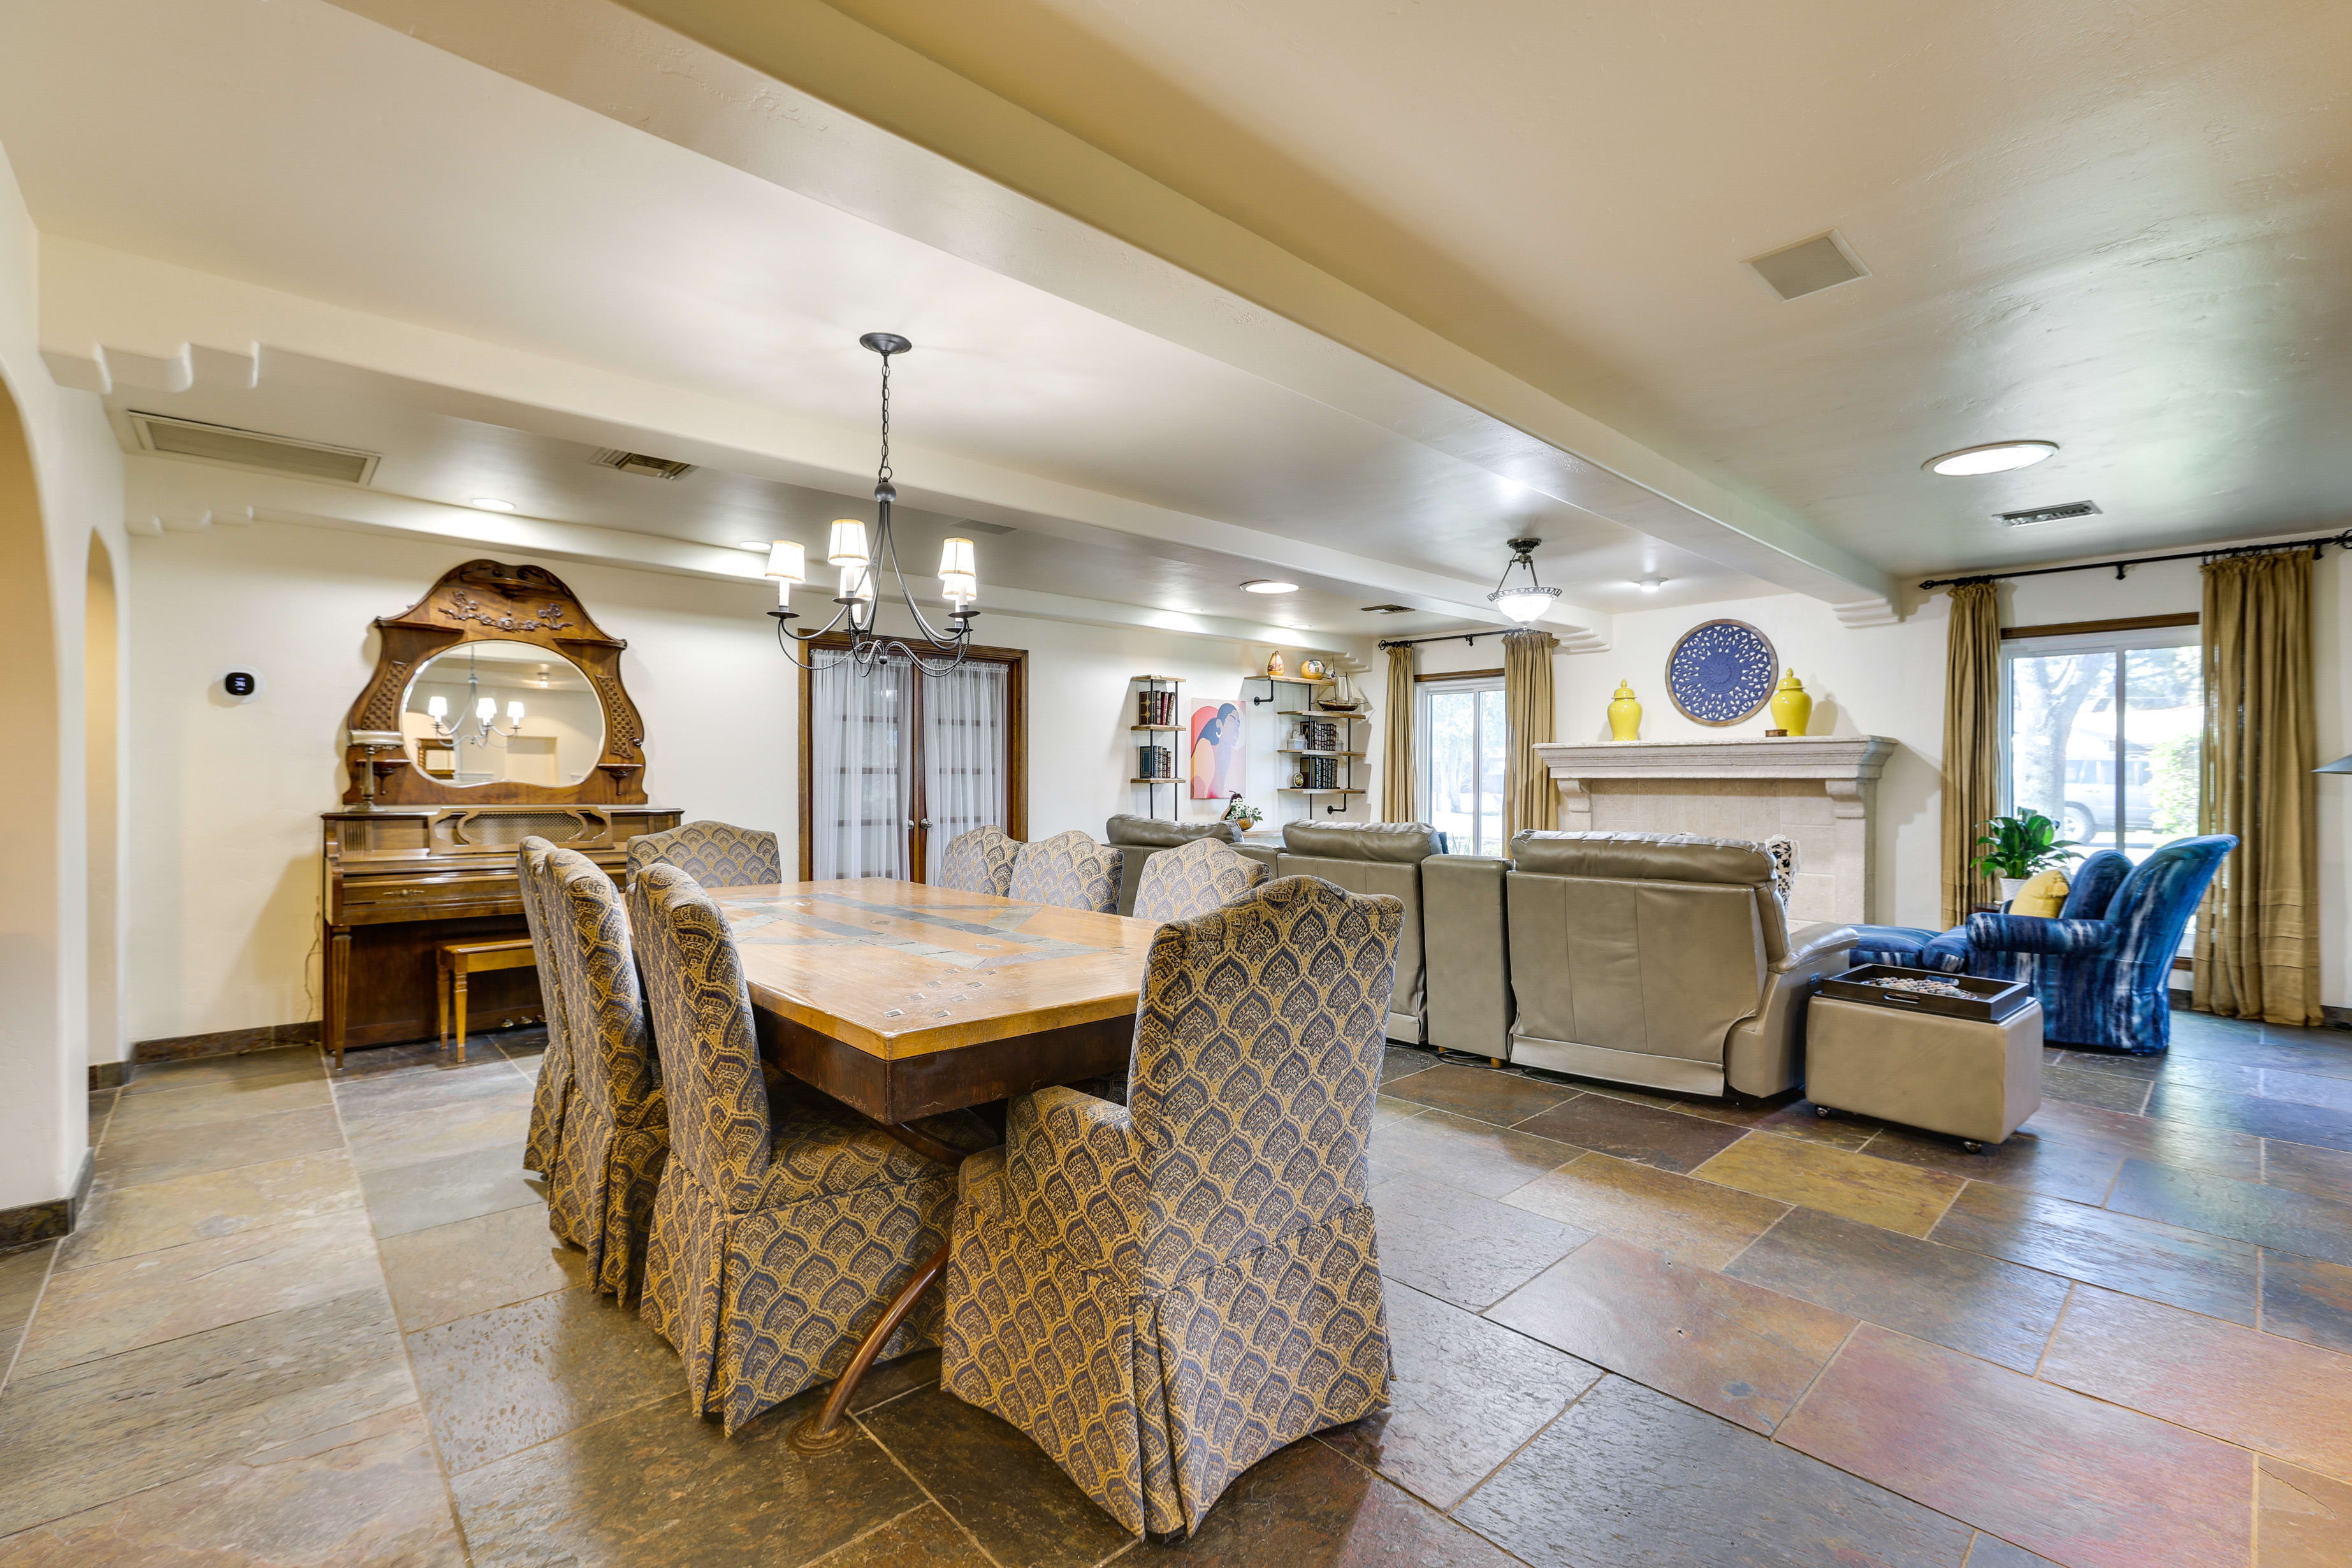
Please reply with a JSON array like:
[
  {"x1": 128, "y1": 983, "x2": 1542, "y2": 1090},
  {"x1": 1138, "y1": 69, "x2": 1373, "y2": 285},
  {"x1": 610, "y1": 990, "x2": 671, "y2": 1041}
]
[
  {"x1": 1665, "y1": 619, "x2": 1778, "y2": 725},
  {"x1": 1189, "y1": 699, "x2": 1244, "y2": 800}
]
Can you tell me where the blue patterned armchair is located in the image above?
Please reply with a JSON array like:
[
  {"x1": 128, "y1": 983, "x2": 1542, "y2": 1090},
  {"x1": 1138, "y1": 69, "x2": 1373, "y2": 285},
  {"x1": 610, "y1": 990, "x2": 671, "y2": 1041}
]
[{"x1": 1846, "y1": 836, "x2": 2234, "y2": 1054}]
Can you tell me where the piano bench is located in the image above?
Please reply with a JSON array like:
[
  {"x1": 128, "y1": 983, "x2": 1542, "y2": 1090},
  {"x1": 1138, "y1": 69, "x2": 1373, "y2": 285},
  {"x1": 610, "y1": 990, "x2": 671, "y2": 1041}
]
[{"x1": 437, "y1": 937, "x2": 539, "y2": 1058}]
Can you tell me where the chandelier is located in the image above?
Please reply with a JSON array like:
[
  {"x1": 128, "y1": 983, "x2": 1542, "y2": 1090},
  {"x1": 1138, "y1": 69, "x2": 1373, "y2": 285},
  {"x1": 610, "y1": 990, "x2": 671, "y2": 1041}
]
[
  {"x1": 1488, "y1": 537, "x2": 1560, "y2": 623},
  {"x1": 766, "y1": 333, "x2": 980, "y2": 673},
  {"x1": 423, "y1": 647, "x2": 526, "y2": 748}
]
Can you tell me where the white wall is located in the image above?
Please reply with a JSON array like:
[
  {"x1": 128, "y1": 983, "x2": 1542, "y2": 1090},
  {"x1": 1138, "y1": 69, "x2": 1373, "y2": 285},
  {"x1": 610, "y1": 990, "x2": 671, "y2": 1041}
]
[
  {"x1": 1418, "y1": 546, "x2": 2349, "y2": 1008},
  {"x1": 126, "y1": 523, "x2": 1376, "y2": 1042}
]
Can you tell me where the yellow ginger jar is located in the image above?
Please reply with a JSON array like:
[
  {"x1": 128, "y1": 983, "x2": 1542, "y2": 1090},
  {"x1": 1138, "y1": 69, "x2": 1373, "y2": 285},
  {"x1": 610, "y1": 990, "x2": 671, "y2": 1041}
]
[
  {"x1": 1607, "y1": 681, "x2": 1643, "y2": 741},
  {"x1": 1769, "y1": 670, "x2": 1813, "y2": 736}
]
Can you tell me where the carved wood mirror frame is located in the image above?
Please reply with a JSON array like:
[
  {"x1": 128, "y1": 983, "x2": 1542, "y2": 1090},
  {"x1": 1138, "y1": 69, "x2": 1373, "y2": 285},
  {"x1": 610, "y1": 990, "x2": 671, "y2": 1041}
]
[{"x1": 340, "y1": 558, "x2": 650, "y2": 807}]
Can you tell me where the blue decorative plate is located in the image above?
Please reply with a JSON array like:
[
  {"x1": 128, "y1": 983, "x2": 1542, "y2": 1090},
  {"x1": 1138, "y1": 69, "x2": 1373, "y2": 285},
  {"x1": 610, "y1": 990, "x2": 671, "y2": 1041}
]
[{"x1": 1666, "y1": 620, "x2": 1778, "y2": 725}]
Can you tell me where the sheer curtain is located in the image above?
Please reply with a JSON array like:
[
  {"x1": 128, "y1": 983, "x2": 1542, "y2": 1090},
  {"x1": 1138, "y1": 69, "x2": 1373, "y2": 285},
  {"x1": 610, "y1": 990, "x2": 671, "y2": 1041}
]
[
  {"x1": 809, "y1": 654, "x2": 911, "y2": 880},
  {"x1": 923, "y1": 659, "x2": 1010, "y2": 880}
]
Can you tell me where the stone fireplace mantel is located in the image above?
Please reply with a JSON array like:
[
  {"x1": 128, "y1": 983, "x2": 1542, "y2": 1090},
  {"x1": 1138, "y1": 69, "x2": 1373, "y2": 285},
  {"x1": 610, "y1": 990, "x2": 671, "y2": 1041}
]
[{"x1": 1528, "y1": 736, "x2": 1898, "y2": 924}]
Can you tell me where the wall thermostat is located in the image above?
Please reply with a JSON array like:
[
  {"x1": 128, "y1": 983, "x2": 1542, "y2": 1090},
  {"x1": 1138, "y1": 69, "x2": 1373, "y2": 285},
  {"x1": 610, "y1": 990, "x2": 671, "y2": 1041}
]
[{"x1": 216, "y1": 667, "x2": 265, "y2": 703}]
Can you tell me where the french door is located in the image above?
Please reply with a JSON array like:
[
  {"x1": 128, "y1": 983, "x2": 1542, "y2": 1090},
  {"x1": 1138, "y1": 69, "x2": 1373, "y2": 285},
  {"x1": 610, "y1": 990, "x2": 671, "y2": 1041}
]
[{"x1": 799, "y1": 639, "x2": 1027, "y2": 881}]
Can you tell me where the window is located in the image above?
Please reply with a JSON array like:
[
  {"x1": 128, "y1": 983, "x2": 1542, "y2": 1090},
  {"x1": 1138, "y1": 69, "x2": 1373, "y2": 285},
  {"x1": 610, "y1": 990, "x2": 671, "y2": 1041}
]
[
  {"x1": 1417, "y1": 673, "x2": 1506, "y2": 855},
  {"x1": 2002, "y1": 623, "x2": 2201, "y2": 867}
]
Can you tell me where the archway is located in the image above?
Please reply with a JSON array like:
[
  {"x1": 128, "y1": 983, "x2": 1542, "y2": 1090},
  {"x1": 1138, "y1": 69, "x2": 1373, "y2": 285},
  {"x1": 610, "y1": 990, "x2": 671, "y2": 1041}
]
[{"x1": 85, "y1": 532, "x2": 120, "y2": 1078}]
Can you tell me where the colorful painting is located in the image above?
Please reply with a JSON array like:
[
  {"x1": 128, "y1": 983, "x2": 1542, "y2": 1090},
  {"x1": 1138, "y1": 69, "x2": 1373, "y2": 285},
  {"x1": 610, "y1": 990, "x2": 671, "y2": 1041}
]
[{"x1": 1189, "y1": 700, "x2": 1245, "y2": 800}]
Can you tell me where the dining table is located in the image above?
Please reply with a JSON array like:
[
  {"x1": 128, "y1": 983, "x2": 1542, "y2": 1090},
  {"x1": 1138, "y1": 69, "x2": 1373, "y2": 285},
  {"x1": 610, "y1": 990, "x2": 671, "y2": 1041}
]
[{"x1": 707, "y1": 876, "x2": 1161, "y2": 1452}]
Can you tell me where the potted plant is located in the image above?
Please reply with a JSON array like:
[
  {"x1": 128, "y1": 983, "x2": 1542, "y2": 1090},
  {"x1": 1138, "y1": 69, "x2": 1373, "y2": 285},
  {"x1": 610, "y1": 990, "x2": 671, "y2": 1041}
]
[
  {"x1": 1220, "y1": 792, "x2": 1263, "y2": 832},
  {"x1": 1972, "y1": 812, "x2": 2083, "y2": 903}
]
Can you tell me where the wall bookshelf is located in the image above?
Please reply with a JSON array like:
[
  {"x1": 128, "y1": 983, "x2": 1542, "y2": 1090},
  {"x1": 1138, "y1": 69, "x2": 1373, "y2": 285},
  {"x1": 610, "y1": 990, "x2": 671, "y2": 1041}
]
[
  {"x1": 1243, "y1": 672, "x2": 1372, "y2": 822},
  {"x1": 1127, "y1": 674, "x2": 1184, "y2": 821}
]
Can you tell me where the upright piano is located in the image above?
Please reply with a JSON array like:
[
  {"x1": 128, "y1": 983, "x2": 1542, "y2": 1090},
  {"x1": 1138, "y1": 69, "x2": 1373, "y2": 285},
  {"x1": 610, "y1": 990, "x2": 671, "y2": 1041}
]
[{"x1": 321, "y1": 803, "x2": 680, "y2": 1067}]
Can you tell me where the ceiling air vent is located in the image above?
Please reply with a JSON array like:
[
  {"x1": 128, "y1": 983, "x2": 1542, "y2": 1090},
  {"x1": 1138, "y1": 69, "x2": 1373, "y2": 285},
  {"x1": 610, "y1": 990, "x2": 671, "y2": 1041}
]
[
  {"x1": 1360, "y1": 604, "x2": 1414, "y2": 615},
  {"x1": 1745, "y1": 231, "x2": 1868, "y2": 300},
  {"x1": 592, "y1": 448, "x2": 696, "y2": 480},
  {"x1": 127, "y1": 412, "x2": 379, "y2": 484},
  {"x1": 1996, "y1": 500, "x2": 2102, "y2": 527}
]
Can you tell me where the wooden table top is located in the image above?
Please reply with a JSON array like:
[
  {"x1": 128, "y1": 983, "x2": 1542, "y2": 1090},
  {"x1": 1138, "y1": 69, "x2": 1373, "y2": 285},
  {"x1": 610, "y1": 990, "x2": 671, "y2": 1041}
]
[{"x1": 713, "y1": 879, "x2": 1160, "y2": 1061}]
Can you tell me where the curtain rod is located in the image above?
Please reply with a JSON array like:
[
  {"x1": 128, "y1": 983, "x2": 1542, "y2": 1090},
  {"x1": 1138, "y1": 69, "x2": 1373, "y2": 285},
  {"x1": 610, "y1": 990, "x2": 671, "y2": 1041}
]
[
  {"x1": 1377, "y1": 627, "x2": 1523, "y2": 650},
  {"x1": 1918, "y1": 528, "x2": 2352, "y2": 590}
]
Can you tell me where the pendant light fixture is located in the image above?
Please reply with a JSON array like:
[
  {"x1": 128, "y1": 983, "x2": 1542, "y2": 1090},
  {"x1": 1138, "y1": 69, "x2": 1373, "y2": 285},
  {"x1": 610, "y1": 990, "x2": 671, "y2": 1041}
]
[
  {"x1": 1488, "y1": 537, "x2": 1560, "y2": 623},
  {"x1": 767, "y1": 334, "x2": 980, "y2": 673}
]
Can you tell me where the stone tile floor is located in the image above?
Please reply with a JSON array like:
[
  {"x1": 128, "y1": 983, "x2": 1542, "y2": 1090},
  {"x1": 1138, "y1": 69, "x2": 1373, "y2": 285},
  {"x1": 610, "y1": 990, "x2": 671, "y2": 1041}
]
[{"x1": 1, "y1": 1012, "x2": 2349, "y2": 1565}]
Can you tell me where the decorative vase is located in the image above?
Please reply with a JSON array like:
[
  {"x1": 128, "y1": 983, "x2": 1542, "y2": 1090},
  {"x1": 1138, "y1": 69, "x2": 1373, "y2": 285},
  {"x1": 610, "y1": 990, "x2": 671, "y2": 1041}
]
[
  {"x1": 1267, "y1": 650, "x2": 1286, "y2": 678},
  {"x1": 1607, "y1": 681, "x2": 1643, "y2": 741},
  {"x1": 1998, "y1": 876, "x2": 2028, "y2": 904},
  {"x1": 1769, "y1": 670, "x2": 1813, "y2": 736}
]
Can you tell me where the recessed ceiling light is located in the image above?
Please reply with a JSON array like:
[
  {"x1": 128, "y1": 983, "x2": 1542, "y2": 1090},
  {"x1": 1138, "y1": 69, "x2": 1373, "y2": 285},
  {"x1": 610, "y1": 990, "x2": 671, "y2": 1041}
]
[
  {"x1": 737, "y1": 539, "x2": 774, "y2": 551},
  {"x1": 1924, "y1": 441, "x2": 2058, "y2": 476},
  {"x1": 1637, "y1": 576, "x2": 1668, "y2": 594},
  {"x1": 1241, "y1": 579, "x2": 1300, "y2": 595},
  {"x1": 469, "y1": 497, "x2": 517, "y2": 511}
]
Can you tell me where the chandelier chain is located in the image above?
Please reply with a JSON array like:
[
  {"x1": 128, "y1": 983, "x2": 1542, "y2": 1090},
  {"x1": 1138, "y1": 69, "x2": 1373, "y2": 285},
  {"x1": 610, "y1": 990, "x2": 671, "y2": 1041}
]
[{"x1": 876, "y1": 351, "x2": 892, "y2": 484}]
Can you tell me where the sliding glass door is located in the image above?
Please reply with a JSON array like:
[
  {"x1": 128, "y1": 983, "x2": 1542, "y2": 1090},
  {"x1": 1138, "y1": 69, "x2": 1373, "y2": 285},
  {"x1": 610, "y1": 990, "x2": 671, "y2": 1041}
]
[
  {"x1": 802, "y1": 642, "x2": 1026, "y2": 880},
  {"x1": 1417, "y1": 673, "x2": 1507, "y2": 855},
  {"x1": 2003, "y1": 624, "x2": 2201, "y2": 866}
]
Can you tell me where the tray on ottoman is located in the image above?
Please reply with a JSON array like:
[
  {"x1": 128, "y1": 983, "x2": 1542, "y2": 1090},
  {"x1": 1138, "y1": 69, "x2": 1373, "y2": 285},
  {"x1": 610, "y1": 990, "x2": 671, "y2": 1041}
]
[{"x1": 1817, "y1": 964, "x2": 2033, "y2": 1023}]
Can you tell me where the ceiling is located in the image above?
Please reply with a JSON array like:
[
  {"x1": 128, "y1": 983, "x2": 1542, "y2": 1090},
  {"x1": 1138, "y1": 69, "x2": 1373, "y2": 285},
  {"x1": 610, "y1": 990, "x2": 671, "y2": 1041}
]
[{"x1": 799, "y1": 0, "x2": 2352, "y2": 573}]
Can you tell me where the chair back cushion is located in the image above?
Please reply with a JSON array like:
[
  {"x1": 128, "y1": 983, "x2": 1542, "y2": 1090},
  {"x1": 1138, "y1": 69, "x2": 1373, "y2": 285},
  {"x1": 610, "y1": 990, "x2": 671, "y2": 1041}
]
[
  {"x1": 936, "y1": 824, "x2": 1021, "y2": 896},
  {"x1": 1275, "y1": 822, "x2": 1439, "y2": 1034},
  {"x1": 544, "y1": 847, "x2": 662, "y2": 1128},
  {"x1": 1008, "y1": 829, "x2": 1121, "y2": 913},
  {"x1": 516, "y1": 836, "x2": 573, "y2": 1059},
  {"x1": 1281, "y1": 820, "x2": 1443, "y2": 862},
  {"x1": 1505, "y1": 832, "x2": 1773, "y2": 1075},
  {"x1": 1130, "y1": 836, "x2": 1268, "y2": 923},
  {"x1": 2106, "y1": 834, "x2": 2237, "y2": 969},
  {"x1": 627, "y1": 820, "x2": 784, "y2": 889},
  {"x1": 1126, "y1": 875, "x2": 1402, "y2": 1291},
  {"x1": 628, "y1": 863, "x2": 772, "y2": 1208},
  {"x1": 2060, "y1": 850, "x2": 2134, "y2": 919},
  {"x1": 1104, "y1": 814, "x2": 1240, "y2": 848}
]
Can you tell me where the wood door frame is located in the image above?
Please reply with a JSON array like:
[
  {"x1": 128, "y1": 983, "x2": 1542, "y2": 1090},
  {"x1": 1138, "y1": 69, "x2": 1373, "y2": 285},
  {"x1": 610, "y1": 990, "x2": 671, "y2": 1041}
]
[{"x1": 797, "y1": 635, "x2": 1029, "y2": 880}]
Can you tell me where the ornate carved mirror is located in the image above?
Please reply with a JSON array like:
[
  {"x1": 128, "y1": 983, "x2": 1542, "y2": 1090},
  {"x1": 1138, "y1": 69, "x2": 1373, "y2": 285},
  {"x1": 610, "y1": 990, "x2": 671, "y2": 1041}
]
[{"x1": 342, "y1": 560, "x2": 648, "y2": 806}]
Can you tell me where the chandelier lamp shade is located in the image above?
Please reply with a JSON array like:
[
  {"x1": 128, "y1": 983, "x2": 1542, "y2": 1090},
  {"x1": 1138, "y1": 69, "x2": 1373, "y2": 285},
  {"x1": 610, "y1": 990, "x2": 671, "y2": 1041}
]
[
  {"x1": 767, "y1": 333, "x2": 982, "y2": 672},
  {"x1": 1488, "y1": 537, "x2": 1560, "y2": 623}
]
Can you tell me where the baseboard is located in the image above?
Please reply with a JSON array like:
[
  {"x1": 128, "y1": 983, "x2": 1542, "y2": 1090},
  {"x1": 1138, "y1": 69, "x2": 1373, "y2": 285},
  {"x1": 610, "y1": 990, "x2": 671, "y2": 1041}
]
[
  {"x1": 87, "y1": 1061, "x2": 127, "y2": 1092},
  {"x1": 131, "y1": 1020, "x2": 321, "y2": 1066},
  {"x1": 0, "y1": 1148, "x2": 96, "y2": 1249}
]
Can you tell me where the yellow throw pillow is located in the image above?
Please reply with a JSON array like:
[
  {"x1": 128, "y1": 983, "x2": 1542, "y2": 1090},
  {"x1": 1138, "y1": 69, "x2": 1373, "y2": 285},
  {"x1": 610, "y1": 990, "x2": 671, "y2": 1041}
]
[{"x1": 2011, "y1": 867, "x2": 2070, "y2": 918}]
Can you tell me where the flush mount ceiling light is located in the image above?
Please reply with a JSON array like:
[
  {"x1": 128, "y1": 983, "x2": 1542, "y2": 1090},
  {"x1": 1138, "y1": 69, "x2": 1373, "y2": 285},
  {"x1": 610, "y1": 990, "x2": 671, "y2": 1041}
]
[
  {"x1": 1240, "y1": 579, "x2": 1300, "y2": 595},
  {"x1": 1925, "y1": 441, "x2": 2058, "y2": 476},
  {"x1": 469, "y1": 497, "x2": 517, "y2": 512},
  {"x1": 737, "y1": 539, "x2": 774, "y2": 551},
  {"x1": 1488, "y1": 538, "x2": 1560, "y2": 623},
  {"x1": 766, "y1": 334, "x2": 980, "y2": 674},
  {"x1": 1637, "y1": 576, "x2": 1669, "y2": 594}
]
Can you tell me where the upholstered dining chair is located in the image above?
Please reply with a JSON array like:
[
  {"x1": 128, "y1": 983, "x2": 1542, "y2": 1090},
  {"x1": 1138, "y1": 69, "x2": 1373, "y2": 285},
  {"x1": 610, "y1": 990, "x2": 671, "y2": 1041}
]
[
  {"x1": 1128, "y1": 834, "x2": 1267, "y2": 924},
  {"x1": 1006, "y1": 828, "x2": 1122, "y2": 913},
  {"x1": 940, "y1": 875, "x2": 1402, "y2": 1538},
  {"x1": 628, "y1": 862, "x2": 964, "y2": 1435},
  {"x1": 540, "y1": 847, "x2": 670, "y2": 1300},
  {"x1": 936, "y1": 824, "x2": 1022, "y2": 896},
  {"x1": 517, "y1": 836, "x2": 575, "y2": 1177},
  {"x1": 626, "y1": 820, "x2": 785, "y2": 889}
]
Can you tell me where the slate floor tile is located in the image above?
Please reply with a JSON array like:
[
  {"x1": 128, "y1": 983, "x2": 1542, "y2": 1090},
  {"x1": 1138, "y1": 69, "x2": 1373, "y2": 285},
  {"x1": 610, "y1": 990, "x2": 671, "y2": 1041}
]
[
  {"x1": 2108, "y1": 1158, "x2": 2352, "y2": 1267},
  {"x1": 1510, "y1": 1094, "x2": 1747, "y2": 1173},
  {"x1": 2257, "y1": 1457, "x2": 2352, "y2": 1568},
  {"x1": 55, "y1": 1151, "x2": 363, "y2": 1270},
  {"x1": 101, "y1": 1071, "x2": 333, "y2": 1138},
  {"x1": 1930, "y1": 1180, "x2": 2258, "y2": 1323},
  {"x1": 1727, "y1": 1206, "x2": 2070, "y2": 1372},
  {"x1": 1693, "y1": 1135, "x2": 1963, "y2": 1237},
  {"x1": 1381, "y1": 1064, "x2": 1576, "y2": 1128},
  {"x1": 0, "y1": 1242, "x2": 54, "y2": 1378},
  {"x1": 2263, "y1": 1139, "x2": 2352, "y2": 1206},
  {"x1": 2259, "y1": 1067, "x2": 2352, "y2": 1114},
  {"x1": 1964, "y1": 1536, "x2": 2061, "y2": 1567},
  {"x1": 1776, "y1": 1324, "x2": 2252, "y2": 1568},
  {"x1": 811, "y1": 1504, "x2": 991, "y2": 1568},
  {"x1": 92, "y1": 1105, "x2": 345, "y2": 1191},
  {"x1": 2039, "y1": 1284, "x2": 2352, "y2": 1483},
  {"x1": 2040, "y1": 1065, "x2": 2152, "y2": 1114},
  {"x1": 2016, "y1": 1096, "x2": 2265, "y2": 1181},
  {"x1": 1859, "y1": 1124, "x2": 2123, "y2": 1207},
  {"x1": 1367, "y1": 1175, "x2": 1589, "y2": 1311},
  {"x1": 1318, "y1": 1279, "x2": 1599, "y2": 1510},
  {"x1": 14, "y1": 1208, "x2": 381, "y2": 1376},
  {"x1": 2261, "y1": 1250, "x2": 2352, "y2": 1356},
  {"x1": 1501, "y1": 1151, "x2": 1787, "y2": 1268},
  {"x1": 0, "y1": 1288, "x2": 417, "y2": 1537},
  {"x1": 1137, "y1": 1437, "x2": 1524, "y2": 1567},
  {"x1": 2172, "y1": 1027, "x2": 2352, "y2": 1080},
  {"x1": 451, "y1": 1388, "x2": 923, "y2": 1568},
  {"x1": 119, "y1": 1046, "x2": 321, "y2": 1096},
  {"x1": 0, "y1": 1404, "x2": 463, "y2": 1567},
  {"x1": 1365, "y1": 1105, "x2": 1579, "y2": 1199},
  {"x1": 343, "y1": 1100, "x2": 534, "y2": 1174},
  {"x1": 361, "y1": 1142, "x2": 547, "y2": 1239},
  {"x1": 857, "y1": 1385, "x2": 1132, "y2": 1568},
  {"x1": 331, "y1": 1057, "x2": 534, "y2": 1124},
  {"x1": 2146, "y1": 1080, "x2": 2352, "y2": 1154},
  {"x1": 1453, "y1": 1374, "x2": 1972, "y2": 1568},
  {"x1": 1674, "y1": 1091, "x2": 1883, "y2": 1150},
  {"x1": 1381, "y1": 1046, "x2": 1437, "y2": 1085},
  {"x1": 378, "y1": 1202, "x2": 590, "y2": 1332},
  {"x1": 1486, "y1": 1233, "x2": 1852, "y2": 1434}
]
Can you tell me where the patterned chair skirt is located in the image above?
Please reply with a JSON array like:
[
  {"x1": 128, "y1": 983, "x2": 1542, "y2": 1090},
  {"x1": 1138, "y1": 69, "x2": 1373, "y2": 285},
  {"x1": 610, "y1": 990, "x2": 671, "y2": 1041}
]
[
  {"x1": 940, "y1": 1149, "x2": 1392, "y2": 1537},
  {"x1": 523, "y1": 1042, "x2": 574, "y2": 1175},
  {"x1": 547, "y1": 1093, "x2": 669, "y2": 1301}
]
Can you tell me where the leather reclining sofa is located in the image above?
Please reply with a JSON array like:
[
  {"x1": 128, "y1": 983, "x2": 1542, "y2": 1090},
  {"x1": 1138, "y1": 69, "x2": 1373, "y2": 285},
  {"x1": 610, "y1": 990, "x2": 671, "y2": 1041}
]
[{"x1": 1102, "y1": 814, "x2": 1246, "y2": 916}]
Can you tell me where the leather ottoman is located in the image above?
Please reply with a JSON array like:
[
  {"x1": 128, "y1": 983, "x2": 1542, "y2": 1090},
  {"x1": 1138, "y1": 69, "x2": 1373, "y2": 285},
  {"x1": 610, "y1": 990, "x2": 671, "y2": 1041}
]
[{"x1": 1804, "y1": 992, "x2": 2043, "y2": 1149}]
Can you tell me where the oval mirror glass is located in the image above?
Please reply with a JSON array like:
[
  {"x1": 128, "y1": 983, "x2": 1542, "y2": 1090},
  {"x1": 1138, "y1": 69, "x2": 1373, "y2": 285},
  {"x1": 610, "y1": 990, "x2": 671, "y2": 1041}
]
[{"x1": 399, "y1": 639, "x2": 604, "y2": 788}]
